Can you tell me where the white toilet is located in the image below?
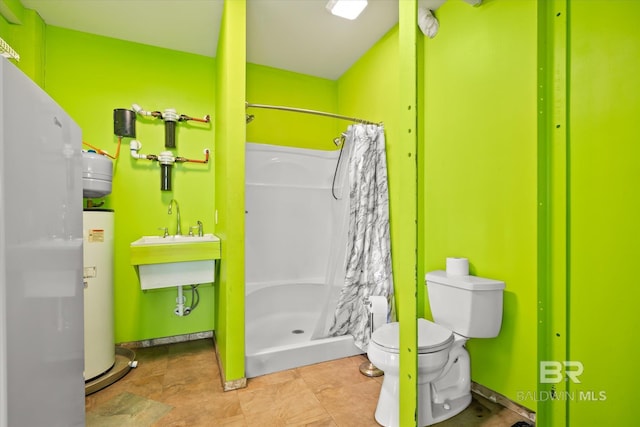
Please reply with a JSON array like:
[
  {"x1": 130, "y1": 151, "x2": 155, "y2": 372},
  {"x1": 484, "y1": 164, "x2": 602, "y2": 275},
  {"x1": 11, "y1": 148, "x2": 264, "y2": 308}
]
[{"x1": 367, "y1": 270, "x2": 505, "y2": 427}]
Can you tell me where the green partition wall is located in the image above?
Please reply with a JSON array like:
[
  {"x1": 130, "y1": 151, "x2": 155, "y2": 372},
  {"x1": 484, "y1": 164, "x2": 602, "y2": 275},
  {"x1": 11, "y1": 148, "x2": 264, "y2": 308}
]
[
  {"x1": 397, "y1": 2, "x2": 419, "y2": 423},
  {"x1": 214, "y1": 0, "x2": 246, "y2": 386},
  {"x1": 537, "y1": 1, "x2": 640, "y2": 424},
  {"x1": 537, "y1": 0, "x2": 568, "y2": 424}
]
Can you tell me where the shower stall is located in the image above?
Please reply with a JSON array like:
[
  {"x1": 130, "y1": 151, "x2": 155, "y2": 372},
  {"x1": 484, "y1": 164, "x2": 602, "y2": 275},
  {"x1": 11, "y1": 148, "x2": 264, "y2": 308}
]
[{"x1": 244, "y1": 142, "x2": 362, "y2": 378}]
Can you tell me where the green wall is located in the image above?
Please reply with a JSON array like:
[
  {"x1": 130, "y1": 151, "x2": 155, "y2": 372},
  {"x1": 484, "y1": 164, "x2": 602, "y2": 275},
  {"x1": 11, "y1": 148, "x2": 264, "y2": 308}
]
[
  {"x1": 44, "y1": 27, "x2": 217, "y2": 343},
  {"x1": 338, "y1": 26, "x2": 405, "y2": 314},
  {"x1": 338, "y1": 18, "x2": 420, "y2": 424},
  {"x1": 214, "y1": 0, "x2": 246, "y2": 383},
  {"x1": 0, "y1": 0, "x2": 45, "y2": 85},
  {"x1": 567, "y1": 0, "x2": 640, "y2": 424},
  {"x1": 421, "y1": 0, "x2": 538, "y2": 409},
  {"x1": 247, "y1": 63, "x2": 339, "y2": 150}
]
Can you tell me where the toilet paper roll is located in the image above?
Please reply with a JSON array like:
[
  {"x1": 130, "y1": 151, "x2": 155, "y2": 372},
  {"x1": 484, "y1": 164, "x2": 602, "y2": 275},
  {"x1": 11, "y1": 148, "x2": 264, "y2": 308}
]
[
  {"x1": 369, "y1": 296, "x2": 388, "y2": 332},
  {"x1": 446, "y1": 257, "x2": 469, "y2": 276}
]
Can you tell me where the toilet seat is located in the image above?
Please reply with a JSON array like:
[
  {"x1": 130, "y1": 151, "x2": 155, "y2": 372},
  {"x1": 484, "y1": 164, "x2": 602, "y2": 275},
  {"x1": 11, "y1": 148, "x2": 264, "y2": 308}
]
[{"x1": 371, "y1": 319, "x2": 454, "y2": 354}]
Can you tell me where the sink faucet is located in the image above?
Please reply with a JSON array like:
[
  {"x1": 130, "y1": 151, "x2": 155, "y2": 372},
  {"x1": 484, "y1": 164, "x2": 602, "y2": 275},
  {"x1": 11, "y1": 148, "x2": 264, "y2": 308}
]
[
  {"x1": 189, "y1": 221, "x2": 204, "y2": 237},
  {"x1": 168, "y1": 199, "x2": 181, "y2": 236}
]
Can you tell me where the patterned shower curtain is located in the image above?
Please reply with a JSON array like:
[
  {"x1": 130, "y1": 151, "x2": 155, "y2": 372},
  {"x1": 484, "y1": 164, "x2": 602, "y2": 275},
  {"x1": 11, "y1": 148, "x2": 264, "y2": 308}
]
[{"x1": 328, "y1": 124, "x2": 394, "y2": 351}]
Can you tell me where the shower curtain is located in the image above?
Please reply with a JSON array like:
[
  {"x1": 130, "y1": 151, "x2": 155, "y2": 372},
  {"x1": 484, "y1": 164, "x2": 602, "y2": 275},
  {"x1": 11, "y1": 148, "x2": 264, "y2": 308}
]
[{"x1": 325, "y1": 123, "x2": 394, "y2": 351}]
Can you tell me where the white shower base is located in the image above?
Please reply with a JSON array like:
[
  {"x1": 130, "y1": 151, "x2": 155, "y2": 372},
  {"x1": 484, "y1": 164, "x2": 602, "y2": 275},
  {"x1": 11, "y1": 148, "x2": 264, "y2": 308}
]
[{"x1": 245, "y1": 283, "x2": 362, "y2": 378}]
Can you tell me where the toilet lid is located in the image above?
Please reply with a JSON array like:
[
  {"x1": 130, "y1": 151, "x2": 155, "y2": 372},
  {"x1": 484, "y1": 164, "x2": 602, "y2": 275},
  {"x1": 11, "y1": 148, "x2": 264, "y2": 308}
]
[{"x1": 371, "y1": 319, "x2": 454, "y2": 354}]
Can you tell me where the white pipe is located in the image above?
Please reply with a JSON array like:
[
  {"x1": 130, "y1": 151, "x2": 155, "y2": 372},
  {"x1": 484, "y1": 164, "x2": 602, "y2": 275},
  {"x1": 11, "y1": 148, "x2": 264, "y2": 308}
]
[
  {"x1": 131, "y1": 103, "x2": 153, "y2": 117},
  {"x1": 174, "y1": 286, "x2": 185, "y2": 316},
  {"x1": 129, "y1": 140, "x2": 152, "y2": 160}
]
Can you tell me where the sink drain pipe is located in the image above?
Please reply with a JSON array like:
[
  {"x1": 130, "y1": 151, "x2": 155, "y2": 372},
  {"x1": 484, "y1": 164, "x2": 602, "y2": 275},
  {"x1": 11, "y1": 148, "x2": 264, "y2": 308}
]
[
  {"x1": 174, "y1": 285, "x2": 200, "y2": 316},
  {"x1": 175, "y1": 286, "x2": 186, "y2": 316}
]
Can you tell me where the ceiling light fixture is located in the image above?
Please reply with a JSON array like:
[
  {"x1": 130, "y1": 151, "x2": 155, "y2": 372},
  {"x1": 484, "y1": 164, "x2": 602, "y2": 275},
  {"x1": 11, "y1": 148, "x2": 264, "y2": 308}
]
[{"x1": 326, "y1": 0, "x2": 368, "y2": 20}]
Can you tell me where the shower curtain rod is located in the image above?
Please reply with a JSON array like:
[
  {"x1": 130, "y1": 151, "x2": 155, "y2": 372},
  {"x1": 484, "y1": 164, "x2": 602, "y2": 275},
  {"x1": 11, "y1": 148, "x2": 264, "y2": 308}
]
[{"x1": 245, "y1": 102, "x2": 380, "y2": 125}]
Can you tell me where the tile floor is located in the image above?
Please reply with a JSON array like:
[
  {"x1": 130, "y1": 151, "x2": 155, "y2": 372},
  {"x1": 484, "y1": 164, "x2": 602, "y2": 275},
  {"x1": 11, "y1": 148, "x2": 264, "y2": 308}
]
[{"x1": 85, "y1": 338, "x2": 533, "y2": 426}]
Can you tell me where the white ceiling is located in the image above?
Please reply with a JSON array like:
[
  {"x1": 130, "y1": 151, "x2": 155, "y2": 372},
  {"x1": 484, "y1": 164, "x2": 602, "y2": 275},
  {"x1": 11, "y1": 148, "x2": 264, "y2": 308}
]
[{"x1": 21, "y1": 0, "x2": 399, "y2": 80}]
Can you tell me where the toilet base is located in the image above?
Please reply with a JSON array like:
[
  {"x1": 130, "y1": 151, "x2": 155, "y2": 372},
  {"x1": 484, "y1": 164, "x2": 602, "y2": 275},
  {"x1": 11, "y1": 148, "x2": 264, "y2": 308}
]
[
  {"x1": 422, "y1": 393, "x2": 472, "y2": 426},
  {"x1": 372, "y1": 341, "x2": 472, "y2": 427},
  {"x1": 374, "y1": 384, "x2": 472, "y2": 427}
]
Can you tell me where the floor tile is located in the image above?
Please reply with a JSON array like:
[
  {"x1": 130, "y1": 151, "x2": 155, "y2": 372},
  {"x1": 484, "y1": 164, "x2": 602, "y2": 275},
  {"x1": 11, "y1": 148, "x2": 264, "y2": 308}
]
[
  {"x1": 86, "y1": 338, "x2": 534, "y2": 427},
  {"x1": 86, "y1": 392, "x2": 172, "y2": 427}
]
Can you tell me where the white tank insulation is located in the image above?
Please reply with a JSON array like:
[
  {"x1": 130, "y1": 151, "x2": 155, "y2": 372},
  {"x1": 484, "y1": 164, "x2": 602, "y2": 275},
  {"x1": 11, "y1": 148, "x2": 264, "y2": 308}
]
[{"x1": 83, "y1": 210, "x2": 115, "y2": 380}]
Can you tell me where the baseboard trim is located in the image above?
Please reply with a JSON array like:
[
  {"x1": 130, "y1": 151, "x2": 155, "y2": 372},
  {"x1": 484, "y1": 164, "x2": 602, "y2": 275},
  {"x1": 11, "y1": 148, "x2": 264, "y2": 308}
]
[
  {"x1": 118, "y1": 331, "x2": 214, "y2": 348},
  {"x1": 212, "y1": 331, "x2": 247, "y2": 391},
  {"x1": 471, "y1": 381, "x2": 536, "y2": 424}
]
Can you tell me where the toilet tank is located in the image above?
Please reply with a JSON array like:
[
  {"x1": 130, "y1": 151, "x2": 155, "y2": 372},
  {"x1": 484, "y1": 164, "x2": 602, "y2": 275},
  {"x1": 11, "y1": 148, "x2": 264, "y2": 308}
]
[{"x1": 425, "y1": 270, "x2": 505, "y2": 338}]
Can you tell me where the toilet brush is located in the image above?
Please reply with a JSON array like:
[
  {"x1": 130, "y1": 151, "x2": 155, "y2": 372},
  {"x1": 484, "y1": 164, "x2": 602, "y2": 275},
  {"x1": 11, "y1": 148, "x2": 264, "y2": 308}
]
[{"x1": 360, "y1": 300, "x2": 383, "y2": 377}]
